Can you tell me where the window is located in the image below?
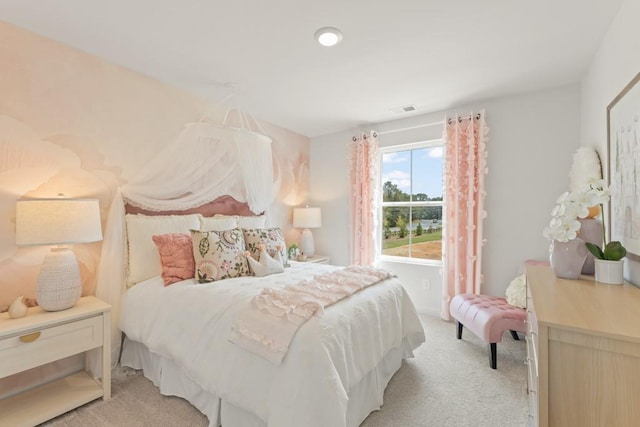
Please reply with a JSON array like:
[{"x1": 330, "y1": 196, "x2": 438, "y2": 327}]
[{"x1": 379, "y1": 140, "x2": 444, "y2": 262}]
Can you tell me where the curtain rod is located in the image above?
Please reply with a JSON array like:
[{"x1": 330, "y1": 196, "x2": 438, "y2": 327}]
[
  {"x1": 370, "y1": 113, "x2": 482, "y2": 137},
  {"x1": 446, "y1": 113, "x2": 481, "y2": 125},
  {"x1": 353, "y1": 113, "x2": 482, "y2": 140}
]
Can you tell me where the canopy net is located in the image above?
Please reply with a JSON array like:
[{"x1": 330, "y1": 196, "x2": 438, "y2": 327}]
[{"x1": 95, "y1": 121, "x2": 274, "y2": 367}]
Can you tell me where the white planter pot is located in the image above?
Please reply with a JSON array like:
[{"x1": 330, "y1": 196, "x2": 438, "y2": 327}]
[{"x1": 594, "y1": 259, "x2": 624, "y2": 285}]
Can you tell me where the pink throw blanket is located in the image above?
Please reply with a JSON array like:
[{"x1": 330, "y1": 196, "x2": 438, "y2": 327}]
[{"x1": 229, "y1": 266, "x2": 393, "y2": 364}]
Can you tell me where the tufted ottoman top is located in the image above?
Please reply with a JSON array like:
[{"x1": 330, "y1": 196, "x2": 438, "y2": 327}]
[{"x1": 450, "y1": 293, "x2": 526, "y2": 343}]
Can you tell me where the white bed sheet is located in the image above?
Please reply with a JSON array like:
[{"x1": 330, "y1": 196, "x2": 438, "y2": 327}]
[{"x1": 120, "y1": 262, "x2": 425, "y2": 427}]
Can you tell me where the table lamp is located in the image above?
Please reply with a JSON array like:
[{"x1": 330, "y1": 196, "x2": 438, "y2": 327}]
[
  {"x1": 16, "y1": 198, "x2": 103, "y2": 311},
  {"x1": 293, "y1": 206, "x2": 321, "y2": 257}
]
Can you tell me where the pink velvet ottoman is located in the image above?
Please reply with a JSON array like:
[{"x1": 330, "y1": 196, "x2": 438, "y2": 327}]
[{"x1": 449, "y1": 293, "x2": 526, "y2": 369}]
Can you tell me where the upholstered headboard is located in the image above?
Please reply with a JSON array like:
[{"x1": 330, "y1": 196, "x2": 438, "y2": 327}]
[
  {"x1": 125, "y1": 195, "x2": 258, "y2": 217},
  {"x1": 123, "y1": 195, "x2": 266, "y2": 287}
]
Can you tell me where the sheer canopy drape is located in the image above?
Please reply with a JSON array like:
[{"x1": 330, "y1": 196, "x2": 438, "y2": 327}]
[
  {"x1": 95, "y1": 122, "x2": 274, "y2": 366},
  {"x1": 442, "y1": 112, "x2": 488, "y2": 320},
  {"x1": 348, "y1": 131, "x2": 379, "y2": 266}
]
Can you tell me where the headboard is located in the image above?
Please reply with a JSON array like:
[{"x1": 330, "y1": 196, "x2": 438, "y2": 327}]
[
  {"x1": 123, "y1": 194, "x2": 266, "y2": 288},
  {"x1": 125, "y1": 195, "x2": 259, "y2": 217}
]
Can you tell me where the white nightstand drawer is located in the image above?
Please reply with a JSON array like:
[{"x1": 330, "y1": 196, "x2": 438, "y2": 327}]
[
  {"x1": 0, "y1": 315, "x2": 103, "y2": 378},
  {"x1": 0, "y1": 297, "x2": 111, "y2": 426}
]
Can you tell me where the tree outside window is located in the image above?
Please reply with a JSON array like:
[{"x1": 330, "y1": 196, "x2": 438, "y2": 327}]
[{"x1": 380, "y1": 142, "x2": 444, "y2": 262}]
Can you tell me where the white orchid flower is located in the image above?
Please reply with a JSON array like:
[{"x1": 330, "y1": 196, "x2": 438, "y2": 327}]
[
  {"x1": 543, "y1": 185, "x2": 609, "y2": 242},
  {"x1": 556, "y1": 192, "x2": 571, "y2": 204},
  {"x1": 584, "y1": 186, "x2": 609, "y2": 206},
  {"x1": 544, "y1": 179, "x2": 626, "y2": 259}
]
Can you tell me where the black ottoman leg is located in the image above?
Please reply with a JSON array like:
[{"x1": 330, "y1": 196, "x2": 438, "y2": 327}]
[
  {"x1": 489, "y1": 343, "x2": 497, "y2": 369},
  {"x1": 456, "y1": 321, "x2": 463, "y2": 339},
  {"x1": 510, "y1": 330, "x2": 520, "y2": 341}
]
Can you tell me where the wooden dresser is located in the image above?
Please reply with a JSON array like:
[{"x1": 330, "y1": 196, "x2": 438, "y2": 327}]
[{"x1": 525, "y1": 262, "x2": 640, "y2": 427}]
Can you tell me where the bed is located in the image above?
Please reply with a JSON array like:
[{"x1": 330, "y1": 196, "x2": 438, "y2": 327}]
[{"x1": 117, "y1": 198, "x2": 425, "y2": 427}]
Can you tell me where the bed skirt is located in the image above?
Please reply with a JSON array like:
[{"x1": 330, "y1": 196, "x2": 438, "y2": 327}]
[{"x1": 121, "y1": 336, "x2": 416, "y2": 427}]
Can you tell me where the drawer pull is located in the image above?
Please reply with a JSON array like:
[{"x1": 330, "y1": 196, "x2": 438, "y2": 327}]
[{"x1": 19, "y1": 332, "x2": 41, "y2": 343}]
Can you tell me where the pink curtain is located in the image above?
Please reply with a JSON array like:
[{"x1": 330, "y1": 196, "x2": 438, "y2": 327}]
[
  {"x1": 348, "y1": 131, "x2": 379, "y2": 266},
  {"x1": 442, "y1": 111, "x2": 488, "y2": 320}
]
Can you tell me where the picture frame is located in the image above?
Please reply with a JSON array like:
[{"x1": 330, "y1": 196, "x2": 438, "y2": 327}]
[{"x1": 607, "y1": 71, "x2": 640, "y2": 260}]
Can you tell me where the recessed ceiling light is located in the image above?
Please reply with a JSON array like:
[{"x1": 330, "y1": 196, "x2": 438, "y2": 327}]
[{"x1": 314, "y1": 27, "x2": 343, "y2": 47}]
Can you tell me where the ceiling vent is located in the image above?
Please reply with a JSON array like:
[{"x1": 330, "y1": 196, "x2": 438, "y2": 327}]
[{"x1": 390, "y1": 104, "x2": 417, "y2": 114}]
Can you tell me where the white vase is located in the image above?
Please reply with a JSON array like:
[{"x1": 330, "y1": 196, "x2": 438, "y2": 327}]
[
  {"x1": 594, "y1": 259, "x2": 624, "y2": 285},
  {"x1": 550, "y1": 238, "x2": 588, "y2": 280}
]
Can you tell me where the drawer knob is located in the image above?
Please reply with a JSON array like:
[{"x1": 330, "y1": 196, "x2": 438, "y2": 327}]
[{"x1": 19, "y1": 332, "x2": 41, "y2": 343}]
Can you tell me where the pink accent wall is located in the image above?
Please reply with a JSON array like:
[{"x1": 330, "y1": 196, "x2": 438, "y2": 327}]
[{"x1": 0, "y1": 20, "x2": 309, "y2": 310}]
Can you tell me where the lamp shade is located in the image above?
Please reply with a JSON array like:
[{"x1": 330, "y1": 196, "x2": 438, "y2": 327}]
[
  {"x1": 16, "y1": 198, "x2": 103, "y2": 246},
  {"x1": 293, "y1": 207, "x2": 322, "y2": 229}
]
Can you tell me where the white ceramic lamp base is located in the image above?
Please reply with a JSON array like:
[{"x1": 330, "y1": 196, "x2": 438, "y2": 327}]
[
  {"x1": 298, "y1": 228, "x2": 316, "y2": 257},
  {"x1": 37, "y1": 247, "x2": 82, "y2": 311}
]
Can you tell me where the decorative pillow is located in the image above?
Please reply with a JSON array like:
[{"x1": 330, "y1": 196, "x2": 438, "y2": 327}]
[
  {"x1": 190, "y1": 229, "x2": 250, "y2": 282},
  {"x1": 242, "y1": 228, "x2": 289, "y2": 268},
  {"x1": 246, "y1": 247, "x2": 285, "y2": 277},
  {"x1": 125, "y1": 213, "x2": 201, "y2": 286},
  {"x1": 199, "y1": 215, "x2": 239, "y2": 232},
  {"x1": 152, "y1": 233, "x2": 195, "y2": 286},
  {"x1": 506, "y1": 274, "x2": 526, "y2": 308}
]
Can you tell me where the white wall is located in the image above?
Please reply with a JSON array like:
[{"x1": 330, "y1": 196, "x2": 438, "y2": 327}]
[
  {"x1": 311, "y1": 85, "x2": 581, "y2": 314},
  {"x1": 581, "y1": 0, "x2": 640, "y2": 286}
]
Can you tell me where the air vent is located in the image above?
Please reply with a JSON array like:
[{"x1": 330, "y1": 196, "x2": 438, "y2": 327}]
[{"x1": 390, "y1": 104, "x2": 417, "y2": 114}]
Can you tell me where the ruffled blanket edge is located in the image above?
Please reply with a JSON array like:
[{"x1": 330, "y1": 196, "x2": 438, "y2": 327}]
[{"x1": 229, "y1": 265, "x2": 393, "y2": 364}]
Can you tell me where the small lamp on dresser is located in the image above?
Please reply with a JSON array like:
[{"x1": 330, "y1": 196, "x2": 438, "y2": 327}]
[
  {"x1": 293, "y1": 206, "x2": 321, "y2": 257},
  {"x1": 15, "y1": 197, "x2": 102, "y2": 311}
]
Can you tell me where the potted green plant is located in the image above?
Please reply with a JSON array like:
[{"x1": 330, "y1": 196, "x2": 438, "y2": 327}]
[
  {"x1": 582, "y1": 180, "x2": 627, "y2": 284},
  {"x1": 287, "y1": 244, "x2": 299, "y2": 260}
]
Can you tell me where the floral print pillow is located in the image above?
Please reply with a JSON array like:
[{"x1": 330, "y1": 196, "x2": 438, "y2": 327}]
[
  {"x1": 190, "y1": 229, "x2": 250, "y2": 283},
  {"x1": 242, "y1": 228, "x2": 289, "y2": 268}
]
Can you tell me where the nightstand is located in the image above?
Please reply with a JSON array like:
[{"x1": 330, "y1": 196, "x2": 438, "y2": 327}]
[
  {"x1": 0, "y1": 296, "x2": 111, "y2": 426},
  {"x1": 305, "y1": 255, "x2": 329, "y2": 264}
]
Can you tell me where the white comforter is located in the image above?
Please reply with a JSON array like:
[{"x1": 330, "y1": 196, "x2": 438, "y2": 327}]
[{"x1": 120, "y1": 262, "x2": 425, "y2": 427}]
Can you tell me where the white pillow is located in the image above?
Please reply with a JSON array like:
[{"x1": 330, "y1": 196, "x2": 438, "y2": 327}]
[
  {"x1": 238, "y1": 215, "x2": 266, "y2": 229},
  {"x1": 199, "y1": 215, "x2": 238, "y2": 231},
  {"x1": 505, "y1": 274, "x2": 526, "y2": 308},
  {"x1": 211, "y1": 214, "x2": 266, "y2": 229},
  {"x1": 247, "y1": 248, "x2": 284, "y2": 277},
  {"x1": 125, "y1": 213, "x2": 201, "y2": 286}
]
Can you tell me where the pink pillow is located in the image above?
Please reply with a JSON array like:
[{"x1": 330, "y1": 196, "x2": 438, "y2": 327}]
[{"x1": 152, "y1": 233, "x2": 195, "y2": 286}]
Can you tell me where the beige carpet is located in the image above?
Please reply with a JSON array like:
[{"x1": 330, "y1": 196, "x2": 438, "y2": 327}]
[{"x1": 43, "y1": 315, "x2": 529, "y2": 426}]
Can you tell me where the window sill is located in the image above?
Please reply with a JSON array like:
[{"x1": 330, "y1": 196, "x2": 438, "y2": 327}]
[{"x1": 377, "y1": 255, "x2": 443, "y2": 267}]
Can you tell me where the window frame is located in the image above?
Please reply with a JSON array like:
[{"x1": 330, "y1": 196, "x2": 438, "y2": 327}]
[{"x1": 378, "y1": 138, "x2": 445, "y2": 265}]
